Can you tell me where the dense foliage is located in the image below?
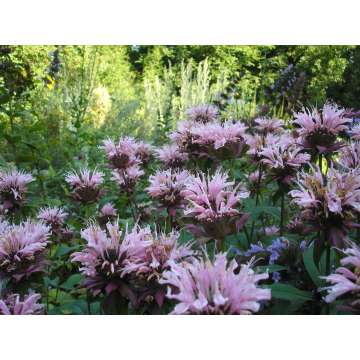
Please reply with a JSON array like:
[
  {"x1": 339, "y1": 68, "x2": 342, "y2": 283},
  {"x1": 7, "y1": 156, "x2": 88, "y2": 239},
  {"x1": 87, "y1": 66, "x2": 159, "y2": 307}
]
[{"x1": 1, "y1": 45, "x2": 360, "y2": 315}]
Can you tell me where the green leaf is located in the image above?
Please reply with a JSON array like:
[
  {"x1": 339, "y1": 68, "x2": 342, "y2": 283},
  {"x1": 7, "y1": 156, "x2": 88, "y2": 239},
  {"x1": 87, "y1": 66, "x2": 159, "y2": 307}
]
[
  {"x1": 267, "y1": 283, "x2": 313, "y2": 303},
  {"x1": 60, "y1": 274, "x2": 82, "y2": 290},
  {"x1": 303, "y1": 245, "x2": 323, "y2": 287}
]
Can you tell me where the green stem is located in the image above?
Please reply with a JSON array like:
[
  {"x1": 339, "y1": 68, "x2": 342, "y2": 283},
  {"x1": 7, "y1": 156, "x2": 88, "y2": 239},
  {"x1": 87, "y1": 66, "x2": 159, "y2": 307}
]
[{"x1": 280, "y1": 191, "x2": 285, "y2": 236}]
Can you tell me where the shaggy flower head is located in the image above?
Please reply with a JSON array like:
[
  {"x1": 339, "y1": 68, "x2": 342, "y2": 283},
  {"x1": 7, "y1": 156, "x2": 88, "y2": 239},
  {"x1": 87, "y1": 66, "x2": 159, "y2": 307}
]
[
  {"x1": 71, "y1": 222, "x2": 152, "y2": 295},
  {"x1": 191, "y1": 120, "x2": 247, "y2": 158},
  {"x1": 98, "y1": 203, "x2": 118, "y2": 226},
  {"x1": 322, "y1": 242, "x2": 360, "y2": 306},
  {"x1": 338, "y1": 142, "x2": 360, "y2": 171},
  {"x1": 254, "y1": 117, "x2": 284, "y2": 134},
  {"x1": 111, "y1": 166, "x2": 144, "y2": 193},
  {"x1": 293, "y1": 103, "x2": 351, "y2": 154},
  {"x1": 65, "y1": 167, "x2": 104, "y2": 203},
  {"x1": 350, "y1": 124, "x2": 360, "y2": 141},
  {"x1": 100, "y1": 137, "x2": 139, "y2": 170},
  {"x1": 0, "y1": 169, "x2": 33, "y2": 211},
  {"x1": 134, "y1": 141, "x2": 153, "y2": 164},
  {"x1": 37, "y1": 206, "x2": 68, "y2": 230},
  {"x1": 182, "y1": 169, "x2": 249, "y2": 222},
  {"x1": 146, "y1": 169, "x2": 189, "y2": 214},
  {"x1": 260, "y1": 134, "x2": 310, "y2": 184},
  {"x1": 0, "y1": 292, "x2": 44, "y2": 315},
  {"x1": 159, "y1": 253, "x2": 271, "y2": 314},
  {"x1": 0, "y1": 220, "x2": 50, "y2": 282},
  {"x1": 187, "y1": 105, "x2": 218, "y2": 123},
  {"x1": 289, "y1": 166, "x2": 360, "y2": 246},
  {"x1": 156, "y1": 144, "x2": 189, "y2": 168}
]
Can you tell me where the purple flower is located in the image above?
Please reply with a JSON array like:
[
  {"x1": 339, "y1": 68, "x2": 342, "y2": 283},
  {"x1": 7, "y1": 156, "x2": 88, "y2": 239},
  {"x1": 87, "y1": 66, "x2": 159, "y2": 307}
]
[
  {"x1": 254, "y1": 117, "x2": 284, "y2": 135},
  {"x1": 338, "y1": 142, "x2": 360, "y2": 170},
  {"x1": 0, "y1": 169, "x2": 33, "y2": 211},
  {"x1": 65, "y1": 167, "x2": 104, "y2": 203},
  {"x1": 98, "y1": 203, "x2": 118, "y2": 226},
  {"x1": 0, "y1": 220, "x2": 50, "y2": 282},
  {"x1": 159, "y1": 253, "x2": 271, "y2": 315},
  {"x1": 0, "y1": 292, "x2": 44, "y2": 315},
  {"x1": 111, "y1": 165, "x2": 144, "y2": 193},
  {"x1": 134, "y1": 141, "x2": 154, "y2": 165}
]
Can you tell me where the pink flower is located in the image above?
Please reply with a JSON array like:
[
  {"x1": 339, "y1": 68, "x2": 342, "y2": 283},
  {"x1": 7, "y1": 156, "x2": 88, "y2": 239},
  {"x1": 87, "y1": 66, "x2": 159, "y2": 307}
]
[
  {"x1": 351, "y1": 124, "x2": 360, "y2": 141},
  {"x1": 65, "y1": 167, "x2": 104, "y2": 203},
  {"x1": 159, "y1": 253, "x2": 271, "y2": 314},
  {"x1": 0, "y1": 169, "x2": 33, "y2": 211},
  {"x1": 111, "y1": 165, "x2": 144, "y2": 193},
  {"x1": 100, "y1": 203, "x2": 117, "y2": 217},
  {"x1": 191, "y1": 120, "x2": 247, "y2": 158},
  {"x1": 254, "y1": 117, "x2": 284, "y2": 134},
  {"x1": 156, "y1": 144, "x2": 189, "y2": 168},
  {"x1": 134, "y1": 141, "x2": 154, "y2": 164},
  {"x1": 100, "y1": 137, "x2": 139, "y2": 170},
  {"x1": 322, "y1": 242, "x2": 360, "y2": 304},
  {"x1": 37, "y1": 206, "x2": 68, "y2": 230},
  {"x1": 0, "y1": 292, "x2": 44, "y2": 315},
  {"x1": 146, "y1": 169, "x2": 189, "y2": 212},
  {"x1": 289, "y1": 166, "x2": 360, "y2": 246},
  {"x1": 338, "y1": 142, "x2": 360, "y2": 170},
  {"x1": 245, "y1": 133, "x2": 279, "y2": 163},
  {"x1": 260, "y1": 134, "x2": 310, "y2": 184},
  {"x1": 264, "y1": 226, "x2": 280, "y2": 236},
  {"x1": 293, "y1": 102, "x2": 351, "y2": 154},
  {"x1": 187, "y1": 105, "x2": 218, "y2": 123},
  {"x1": 182, "y1": 169, "x2": 249, "y2": 222},
  {"x1": 71, "y1": 222, "x2": 151, "y2": 296},
  {"x1": 0, "y1": 219, "x2": 50, "y2": 282}
]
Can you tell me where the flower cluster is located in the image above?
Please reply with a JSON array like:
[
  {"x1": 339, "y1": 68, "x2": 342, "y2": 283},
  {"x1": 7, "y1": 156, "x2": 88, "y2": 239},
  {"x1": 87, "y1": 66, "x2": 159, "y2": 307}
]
[
  {"x1": 159, "y1": 253, "x2": 271, "y2": 314},
  {"x1": 155, "y1": 144, "x2": 188, "y2": 169}
]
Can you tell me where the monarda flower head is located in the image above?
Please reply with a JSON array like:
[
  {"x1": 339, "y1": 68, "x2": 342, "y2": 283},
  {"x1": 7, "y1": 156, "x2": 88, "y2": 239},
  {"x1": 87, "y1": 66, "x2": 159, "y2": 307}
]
[
  {"x1": 260, "y1": 134, "x2": 310, "y2": 185},
  {"x1": 71, "y1": 222, "x2": 152, "y2": 297},
  {"x1": 350, "y1": 124, "x2": 360, "y2": 141},
  {"x1": 146, "y1": 169, "x2": 189, "y2": 215},
  {"x1": 65, "y1": 167, "x2": 104, "y2": 203},
  {"x1": 321, "y1": 242, "x2": 360, "y2": 312},
  {"x1": 293, "y1": 102, "x2": 351, "y2": 154},
  {"x1": 190, "y1": 120, "x2": 248, "y2": 160},
  {"x1": 245, "y1": 133, "x2": 279, "y2": 163},
  {"x1": 126, "y1": 231, "x2": 195, "y2": 308},
  {"x1": 37, "y1": 206, "x2": 68, "y2": 232},
  {"x1": 0, "y1": 169, "x2": 33, "y2": 212},
  {"x1": 186, "y1": 104, "x2": 219, "y2": 123},
  {"x1": 254, "y1": 117, "x2": 284, "y2": 135},
  {"x1": 159, "y1": 253, "x2": 271, "y2": 315},
  {"x1": 0, "y1": 219, "x2": 50, "y2": 282},
  {"x1": 134, "y1": 141, "x2": 154, "y2": 165},
  {"x1": 98, "y1": 203, "x2": 117, "y2": 226},
  {"x1": 0, "y1": 292, "x2": 44, "y2": 315},
  {"x1": 111, "y1": 165, "x2": 144, "y2": 194},
  {"x1": 181, "y1": 169, "x2": 249, "y2": 243},
  {"x1": 289, "y1": 166, "x2": 360, "y2": 247},
  {"x1": 100, "y1": 137, "x2": 140, "y2": 170},
  {"x1": 155, "y1": 144, "x2": 189, "y2": 169},
  {"x1": 338, "y1": 142, "x2": 360, "y2": 171}
]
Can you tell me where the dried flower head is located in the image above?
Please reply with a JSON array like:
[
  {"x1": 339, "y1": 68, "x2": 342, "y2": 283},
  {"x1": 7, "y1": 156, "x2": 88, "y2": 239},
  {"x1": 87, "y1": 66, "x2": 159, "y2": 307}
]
[
  {"x1": 159, "y1": 253, "x2": 271, "y2": 314},
  {"x1": 65, "y1": 167, "x2": 104, "y2": 203}
]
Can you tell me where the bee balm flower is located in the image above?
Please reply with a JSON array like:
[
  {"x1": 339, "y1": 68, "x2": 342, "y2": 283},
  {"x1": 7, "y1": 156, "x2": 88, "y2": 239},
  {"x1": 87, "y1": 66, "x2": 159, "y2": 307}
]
[
  {"x1": 0, "y1": 292, "x2": 44, "y2": 315},
  {"x1": 159, "y1": 253, "x2": 271, "y2": 315}
]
